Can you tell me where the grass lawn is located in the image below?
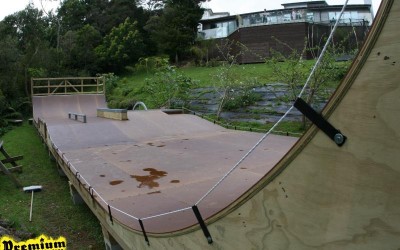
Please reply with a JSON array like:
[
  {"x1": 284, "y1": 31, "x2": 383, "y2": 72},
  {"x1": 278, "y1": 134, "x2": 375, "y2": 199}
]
[
  {"x1": 110, "y1": 59, "x2": 343, "y2": 108},
  {"x1": 117, "y1": 62, "x2": 285, "y2": 92},
  {"x1": 116, "y1": 60, "x2": 322, "y2": 89},
  {"x1": 0, "y1": 123, "x2": 103, "y2": 249}
]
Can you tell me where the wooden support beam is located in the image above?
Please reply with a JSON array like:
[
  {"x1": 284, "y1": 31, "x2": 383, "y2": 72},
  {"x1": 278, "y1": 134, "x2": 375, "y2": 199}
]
[
  {"x1": 1, "y1": 155, "x2": 23, "y2": 164},
  {"x1": 0, "y1": 161, "x2": 22, "y2": 187},
  {"x1": 0, "y1": 141, "x2": 23, "y2": 187}
]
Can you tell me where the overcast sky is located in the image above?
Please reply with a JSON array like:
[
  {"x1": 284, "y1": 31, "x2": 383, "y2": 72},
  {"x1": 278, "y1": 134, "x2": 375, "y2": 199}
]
[
  {"x1": 1, "y1": 0, "x2": 382, "y2": 21},
  {"x1": 0, "y1": 0, "x2": 59, "y2": 21}
]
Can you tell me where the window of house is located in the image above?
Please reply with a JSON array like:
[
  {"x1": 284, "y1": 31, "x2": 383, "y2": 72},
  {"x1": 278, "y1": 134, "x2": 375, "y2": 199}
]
[
  {"x1": 329, "y1": 12, "x2": 339, "y2": 21},
  {"x1": 351, "y1": 11, "x2": 359, "y2": 20},
  {"x1": 227, "y1": 21, "x2": 236, "y2": 34},
  {"x1": 307, "y1": 12, "x2": 314, "y2": 21}
]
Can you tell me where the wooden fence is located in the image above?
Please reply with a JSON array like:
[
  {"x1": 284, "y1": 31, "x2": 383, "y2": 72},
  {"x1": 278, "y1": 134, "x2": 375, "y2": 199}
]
[{"x1": 31, "y1": 77, "x2": 105, "y2": 96}]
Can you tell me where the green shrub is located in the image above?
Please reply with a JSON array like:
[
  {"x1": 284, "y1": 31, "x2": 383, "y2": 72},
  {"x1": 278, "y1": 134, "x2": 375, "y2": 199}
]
[
  {"x1": 142, "y1": 65, "x2": 197, "y2": 108},
  {"x1": 223, "y1": 91, "x2": 262, "y2": 111},
  {"x1": 99, "y1": 73, "x2": 119, "y2": 100},
  {"x1": 135, "y1": 56, "x2": 169, "y2": 73},
  {"x1": 107, "y1": 98, "x2": 137, "y2": 109}
]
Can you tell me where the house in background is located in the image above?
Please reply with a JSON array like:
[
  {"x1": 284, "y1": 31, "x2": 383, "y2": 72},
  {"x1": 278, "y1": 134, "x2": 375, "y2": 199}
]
[{"x1": 198, "y1": 1, "x2": 374, "y2": 63}]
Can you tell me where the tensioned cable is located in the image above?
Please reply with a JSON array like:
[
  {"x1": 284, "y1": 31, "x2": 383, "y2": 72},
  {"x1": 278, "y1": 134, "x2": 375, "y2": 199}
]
[
  {"x1": 141, "y1": 206, "x2": 193, "y2": 221},
  {"x1": 195, "y1": 0, "x2": 350, "y2": 206}
]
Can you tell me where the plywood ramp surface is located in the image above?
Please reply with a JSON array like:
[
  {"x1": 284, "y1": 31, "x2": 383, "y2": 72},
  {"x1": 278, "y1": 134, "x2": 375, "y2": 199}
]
[{"x1": 32, "y1": 95, "x2": 297, "y2": 234}]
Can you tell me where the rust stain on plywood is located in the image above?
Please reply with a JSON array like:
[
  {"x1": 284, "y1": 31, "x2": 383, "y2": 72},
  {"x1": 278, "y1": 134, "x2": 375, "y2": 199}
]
[
  {"x1": 131, "y1": 168, "x2": 167, "y2": 189},
  {"x1": 110, "y1": 180, "x2": 124, "y2": 185}
]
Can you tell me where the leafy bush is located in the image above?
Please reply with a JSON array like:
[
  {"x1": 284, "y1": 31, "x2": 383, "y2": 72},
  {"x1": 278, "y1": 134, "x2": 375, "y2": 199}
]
[
  {"x1": 107, "y1": 98, "x2": 138, "y2": 109},
  {"x1": 0, "y1": 90, "x2": 23, "y2": 135},
  {"x1": 224, "y1": 91, "x2": 262, "y2": 111},
  {"x1": 142, "y1": 65, "x2": 197, "y2": 108},
  {"x1": 99, "y1": 73, "x2": 119, "y2": 100},
  {"x1": 10, "y1": 97, "x2": 32, "y2": 117},
  {"x1": 95, "y1": 18, "x2": 145, "y2": 72},
  {"x1": 135, "y1": 56, "x2": 169, "y2": 73},
  {"x1": 206, "y1": 58, "x2": 222, "y2": 67}
]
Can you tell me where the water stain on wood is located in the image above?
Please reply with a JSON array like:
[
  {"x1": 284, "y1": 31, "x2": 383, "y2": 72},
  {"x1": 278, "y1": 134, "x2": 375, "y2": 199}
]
[
  {"x1": 131, "y1": 168, "x2": 167, "y2": 189},
  {"x1": 110, "y1": 180, "x2": 124, "y2": 185}
]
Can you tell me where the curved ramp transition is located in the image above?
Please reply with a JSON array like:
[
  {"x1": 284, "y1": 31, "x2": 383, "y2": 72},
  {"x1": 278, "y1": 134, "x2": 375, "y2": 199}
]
[{"x1": 32, "y1": 95, "x2": 297, "y2": 233}]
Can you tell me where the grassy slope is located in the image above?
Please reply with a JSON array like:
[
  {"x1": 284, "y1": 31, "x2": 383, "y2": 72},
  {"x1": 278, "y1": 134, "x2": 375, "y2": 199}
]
[
  {"x1": 111, "y1": 63, "x2": 283, "y2": 110},
  {"x1": 111, "y1": 60, "x2": 334, "y2": 108},
  {"x1": 117, "y1": 63, "x2": 279, "y2": 91},
  {"x1": 0, "y1": 123, "x2": 103, "y2": 249}
]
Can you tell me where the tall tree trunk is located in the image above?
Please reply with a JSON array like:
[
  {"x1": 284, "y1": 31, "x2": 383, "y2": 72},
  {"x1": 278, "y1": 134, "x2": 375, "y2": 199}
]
[{"x1": 175, "y1": 52, "x2": 179, "y2": 64}]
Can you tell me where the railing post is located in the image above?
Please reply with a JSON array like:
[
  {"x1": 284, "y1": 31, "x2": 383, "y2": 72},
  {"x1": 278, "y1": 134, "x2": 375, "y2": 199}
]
[{"x1": 31, "y1": 78, "x2": 34, "y2": 96}]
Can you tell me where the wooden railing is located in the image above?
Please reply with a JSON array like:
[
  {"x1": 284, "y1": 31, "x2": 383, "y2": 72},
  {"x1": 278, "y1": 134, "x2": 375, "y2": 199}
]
[{"x1": 31, "y1": 77, "x2": 105, "y2": 96}]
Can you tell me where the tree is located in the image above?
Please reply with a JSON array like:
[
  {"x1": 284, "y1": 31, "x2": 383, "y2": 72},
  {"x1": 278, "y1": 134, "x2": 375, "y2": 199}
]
[
  {"x1": 140, "y1": 0, "x2": 164, "y2": 10},
  {"x1": 84, "y1": 0, "x2": 111, "y2": 34},
  {"x1": 96, "y1": 18, "x2": 145, "y2": 72},
  {"x1": 57, "y1": 0, "x2": 87, "y2": 31},
  {"x1": 104, "y1": 0, "x2": 146, "y2": 33},
  {"x1": 267, "y1": 39, "x2": 351, "y2": 129},
  {"x1": 145, "y1": 0, "x2": 205, "y2": 63},
  {"x1": 0, "y1": 33, "x2": 22, "y2": 99},
  {"x1": 0, "y1": 5, "x2": 52, "y2": 97},
  {"x1": 191, "y1": 38, "x2": 216, "y2": 66},
  {"x1": 60, "y1": 24, "x2": 102, "y2": 74},
  {"x1": 212, "y1": 40, "x2": 260, "y2": 118},
  {"x1": 142, "y1": 65, "x2": 196, "y2": 108}
]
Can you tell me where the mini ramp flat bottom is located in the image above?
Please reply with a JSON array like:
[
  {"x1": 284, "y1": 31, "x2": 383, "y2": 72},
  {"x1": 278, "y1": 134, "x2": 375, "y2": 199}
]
[{"x1": 33, "y1": 95, "x2": 297, "y2": 233}]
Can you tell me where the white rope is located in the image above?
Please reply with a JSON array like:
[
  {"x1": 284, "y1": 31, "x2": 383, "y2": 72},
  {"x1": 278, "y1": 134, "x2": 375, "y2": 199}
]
[
  {"x1": 109, "y1": 205, "x2": 139, "y2": 221},
  {"x1": 141, "y1": 206, "x2": 192, "y2": 221},
  {"x1": 196, "y1": 0, "x2": 350, "y2": 206},
  {"x1": 92, "y1": 189, "x2": 109, "y2": 207}
]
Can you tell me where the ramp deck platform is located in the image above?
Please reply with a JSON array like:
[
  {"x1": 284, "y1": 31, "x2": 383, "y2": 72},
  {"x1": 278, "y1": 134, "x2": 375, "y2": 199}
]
[{"x1": 32, "y1": 94, "x2": 297, "y2": 233}]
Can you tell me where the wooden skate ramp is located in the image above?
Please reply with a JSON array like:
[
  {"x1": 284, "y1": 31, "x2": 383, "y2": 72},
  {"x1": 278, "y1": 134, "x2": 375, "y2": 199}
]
[
  {"x1": 32, "y1": 94, "x2": 298, "y2": 234},
  {"x1": 33, "y1": 0, "x2": 400, "y2": 248}
]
